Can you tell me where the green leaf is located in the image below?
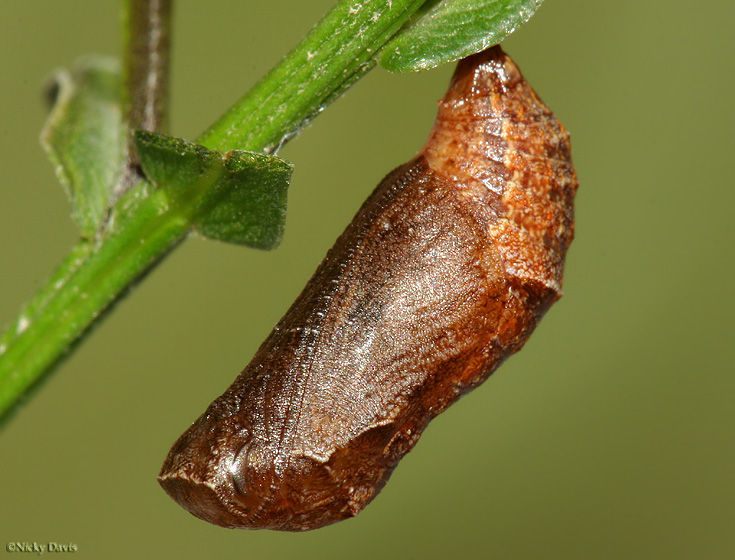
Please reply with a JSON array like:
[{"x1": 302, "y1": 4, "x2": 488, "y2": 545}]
[
  {"x1": 195, "y1": 150, "x2": 292, "y2": 249},
  {"x1": 134, "y1": 131, "x2": 292, "y2": 250},
  {"x1": 134, "y1": 131, "x2": 220, "y2": 196},
  {"x1": 40, "y1": 56, "x2": 125, "y2": 237},
  {"x1": 379, "y1": 0, "x2": 544, "y2": 72}
]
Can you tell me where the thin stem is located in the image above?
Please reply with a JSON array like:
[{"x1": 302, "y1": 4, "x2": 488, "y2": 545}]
[
  {"x1": 123, "y1": 0, "x2": 171, "y2": 137},
  {"x1": 120, "y1": 0, "x2": 172, "y2": 196},
  {"x1": 0, "y1": 0, "x2": 427, "y2": 420}
]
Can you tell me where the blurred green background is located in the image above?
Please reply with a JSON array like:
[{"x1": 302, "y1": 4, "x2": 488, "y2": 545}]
[{"x1": 1, "y1": 1, "x2": 733, "y2": 558}]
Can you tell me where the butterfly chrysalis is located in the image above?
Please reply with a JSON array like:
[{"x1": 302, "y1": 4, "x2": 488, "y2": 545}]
[{"x1": 159, "y1": 46, "x2": 578, "y2": 531}]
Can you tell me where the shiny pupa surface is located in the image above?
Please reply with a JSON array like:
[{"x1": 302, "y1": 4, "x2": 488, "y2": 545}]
[{"x1": 159, "y1": 46, "x2": 578, "y2": 531}]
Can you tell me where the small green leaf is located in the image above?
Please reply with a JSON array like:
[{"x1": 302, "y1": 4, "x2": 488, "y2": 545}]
[
  {"x1": 134, "y1": 131, "x2": 221, "y2": 197},
  {"x1": 40, "y1": 56, "x2": 125, "y2": 237},
  {"x1": 195, "y1": 150, "x2": 292, "y2": 249},
  {"x1": 379, "y1": 0, "x2": 544, "y2": 72},
  {"x1": 135, "y1": 131, "x2": 292, "y2": 250}
]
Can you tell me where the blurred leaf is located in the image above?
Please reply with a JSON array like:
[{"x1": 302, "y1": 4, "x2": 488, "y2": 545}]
[
  {"x1": 380, "y1": 0, "x2": 544, "y2": 72},
  {"x1": 40, "y1": 56, "x2": 125, "y2": 237},
  {"x1": 135, "y1": 131, "x2": 292, "y2": 250}
]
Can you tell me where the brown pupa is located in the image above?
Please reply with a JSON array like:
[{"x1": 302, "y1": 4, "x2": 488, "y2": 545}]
[{"x1": 159, "y1": 46, "x2": 578, "y2": 531}]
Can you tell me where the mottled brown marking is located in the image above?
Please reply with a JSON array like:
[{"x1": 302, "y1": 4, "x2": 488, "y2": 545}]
[{"x1": 159, "y1": 46, "x2": 578, "y2": 531}]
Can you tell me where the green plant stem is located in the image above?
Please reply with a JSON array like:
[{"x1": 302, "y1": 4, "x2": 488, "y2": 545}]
[
  {"x1": 0, "y1": 0, "x2": 426, "y2": 418},
  {"x1": 198, "y1": 0, "x2": 425, "y2": 153},
  {"x1": 0, "y1": 186, "x2": 180, "y2": 415}
]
